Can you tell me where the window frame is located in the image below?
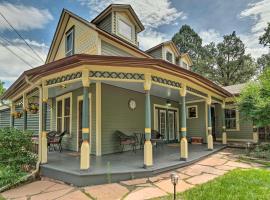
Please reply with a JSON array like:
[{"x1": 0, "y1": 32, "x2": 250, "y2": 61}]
[
  {"x1": 56, "y1": 92, "x2": 72, "y2": 136},
  {"x1": 225, "y1": 106, "x2": 240, "y2": 131},
  {"x1": 65, "y1": 27, "x2": 74, "y2": 57},
  {"x1": 166, "y1": 51, "x2": 173, "y2": 63},
  {"x1": 116, "y1": 16, "x2": 133, "y2": 42},
  {"x1": 187, "y1": 105, "x2": 198, "y2": 119}
]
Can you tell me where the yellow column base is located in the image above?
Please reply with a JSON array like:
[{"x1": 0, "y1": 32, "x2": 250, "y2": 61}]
[
  {"x1": 253, "y1": 132, "x2": 258, "y2": 143},
  {"x1": 180, "y1": 137, "x2": 188, "y2": 160},
  {"x1": 80, "y1": 140, "x2": 90, "y2": 170},
  {"x1": 207, "y1": 134, "x2": 213, "y2": 150},
  {"x1": 41, "y1": 132, "x2": 47, "y2": 164},
  {"x1": 144, "y1": 141, "x2": 153, "y2": 167},
  {"x1": 222, "y1": 132, "x2": 227, "y2": 145}
]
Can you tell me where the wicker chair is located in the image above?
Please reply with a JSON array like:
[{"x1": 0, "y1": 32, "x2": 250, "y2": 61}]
[
  {"x1": 47, "y1": 131, "x2": 66, "y2": 152},
  {"x1": 115, "y1": 130, "x2": 137, "y2": 152},
  {"x1": 151, "y1": 130, "x2": 165, "y2": 148}
]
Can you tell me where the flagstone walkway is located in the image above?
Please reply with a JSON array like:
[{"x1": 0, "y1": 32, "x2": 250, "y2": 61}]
[{"x1": 1, "y1": 148, "x2": 263, "y2": 200}]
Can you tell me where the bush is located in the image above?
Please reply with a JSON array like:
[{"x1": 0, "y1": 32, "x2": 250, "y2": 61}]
[
  {"x1": 249, "y1": 143, "x2": 270, "y2": 160},
  {"x1": 0, "y1": 128, "x2": 37, "y2": 188}
]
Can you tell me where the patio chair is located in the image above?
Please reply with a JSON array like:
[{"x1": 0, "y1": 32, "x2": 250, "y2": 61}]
[
  {"x1": 151, "y1": 130, "x2": 165, "y2": 148},
  {"x1": 115, "y1": 130, "x2": 137, "y2": 152},
  {"x1": 48, "y1": 131, "x2": 66, "y2": 152},
  {"x1": 47, "y1": 131, "x2": 57, "y2": 152}
]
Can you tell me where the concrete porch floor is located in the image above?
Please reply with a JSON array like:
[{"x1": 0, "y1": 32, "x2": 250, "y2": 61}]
[{"x1": 40, "y1": 143, "x2": 225, "y2": 186}]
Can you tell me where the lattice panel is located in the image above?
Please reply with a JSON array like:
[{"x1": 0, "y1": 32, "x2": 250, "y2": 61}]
[
  {"x1": 151, "y1": 76, "x2": 181, "y2": 88},
  {"x1": 89, "y1": 71, "x2": 144, "y2": 80},
  {"x1": 46, "y1": 72, "x2": 82, "y2": 86}
]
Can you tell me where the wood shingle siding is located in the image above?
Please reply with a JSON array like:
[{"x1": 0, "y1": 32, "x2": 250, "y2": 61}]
[
  {"x1": 0, "y1": 108, "x2": 10, "y2": 128},
  {"x1": 101, "y1": 40, "x2": 133, "y2": 57}
]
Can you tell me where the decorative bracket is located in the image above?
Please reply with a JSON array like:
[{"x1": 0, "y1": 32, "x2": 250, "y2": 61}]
[
  {"x1": 82, "y1": 69, "x2": 90, "y2": 87},
  {"x1": 144, "y1": 73, "x2": 151, "y2": 91},
  {"x1": 179, "y1": 84, "x2": 186, "y2": 97}
]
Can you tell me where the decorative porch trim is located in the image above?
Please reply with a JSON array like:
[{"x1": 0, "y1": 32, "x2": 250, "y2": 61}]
[
  {"x1": 151, "y1": 75, "x2": 181, "y2": 88},
  {"x1": 187, "y1": 86, "x2": 208, "y2": 98},
  {"x1": 89, "y1": 71, "x2": 144, "y2": 80},
  {"x1": 212, "y1": 96, "x2": 223, "y2": 104},
  {"x1": 46, "y1": 71, "x2": 82, "y2": 86}
]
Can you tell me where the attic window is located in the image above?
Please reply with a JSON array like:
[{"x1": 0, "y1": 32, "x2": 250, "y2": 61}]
[
  {"x1": 65, "y1": 28, "x2": 74, "y2": 57},
  {"x1": 118, "y1": 19, "x2": 132, "y2": 40},
  {"x1": 166, "y1": 51, "x2": 173, "y2": 63}
]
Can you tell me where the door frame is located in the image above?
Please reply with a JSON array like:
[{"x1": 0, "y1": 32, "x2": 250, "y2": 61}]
[
  {"x1": 76, "y1": 94, "x2": 92, "y2": 152},
  {"x1": 153, "y1": 104, "x2": 179, "y2": 141}
]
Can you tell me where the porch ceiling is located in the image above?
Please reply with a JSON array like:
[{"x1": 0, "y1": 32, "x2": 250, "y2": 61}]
[{"x1": 103, "y1": 81, "x2": 204, "y2": 103}]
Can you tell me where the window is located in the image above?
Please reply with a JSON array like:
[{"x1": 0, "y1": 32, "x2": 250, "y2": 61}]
[
  {"x1": 118, "y1": 19, "x2": 132, "y2": 40},
  {"x1": 182, "y1": 61, "x2": 188, "y2": 69},
  {"x1": 187, "y1": 106, "x2": 198, "y2": 119},
  {"x1": 56, "y1": 93, "x2": 72, "y2": 135},
  {"x1": 65, "y1": 28, "x2": 74, "y2": 56},
  {"x1": 166, "y1": 51, "x2": 173, "y2": 63},
  {"x1": 225, "y1": 108, "x2": 239, "y2": 130}
]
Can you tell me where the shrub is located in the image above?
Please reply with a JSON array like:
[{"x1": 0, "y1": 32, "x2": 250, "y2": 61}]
[{"x1": 0, "y1": 128, "x2": 37, "y2": 170}]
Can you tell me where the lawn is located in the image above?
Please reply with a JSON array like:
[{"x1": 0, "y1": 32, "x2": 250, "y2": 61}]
[{"x1": 154, "y1": 169, "x2": 270, "y2": 200}]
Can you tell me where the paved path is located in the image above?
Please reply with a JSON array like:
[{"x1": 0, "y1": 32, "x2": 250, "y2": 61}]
[{"x1": 1, "y1": 148, "x2": 263, "y2": 200}]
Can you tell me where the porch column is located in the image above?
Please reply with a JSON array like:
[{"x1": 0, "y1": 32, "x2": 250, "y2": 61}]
[
  {"x1": 23, "y1": 93, "x2": 27, "y2": 131},
  {"x1": 253, "y1": 124, "x2": 259, "y2": 143},
  {"x1": 144, "y1": 73, "x2": 153, "y2": 168},
  {"x1": 10, "y1": 102, "x2": 15, "y2": 128},
  {"x1": 180, "y1": 84, "x2": 188, "y2": 160},
  {"x1": 80, "y1": 69, "x2": 90, "y2": 170},
  {"x1": 41, "y1": 86, "x2": 48, "y2": 164},
  {"x1": 207, "y1": 96, "x2": 213, "y2": 150},
  {"x1": 221, "y1": 102, "x2": 227, "y2": 144}
]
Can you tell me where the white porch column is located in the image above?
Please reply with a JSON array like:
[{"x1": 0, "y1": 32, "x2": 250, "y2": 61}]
[
  {"x1": 207, "y1": 96, "x2": 213, "y2": 150},
  {"x1": 41, "y1": 85, "x2": 48, "y2": 164},
  {"x1": 221, "y1": 102, "x2": 227, "y2": 145}
]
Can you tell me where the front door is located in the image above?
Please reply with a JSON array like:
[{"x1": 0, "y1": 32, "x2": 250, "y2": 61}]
[
  {"x1": 78, "y1": 100, "x2": 83, "y2": 149},
  {"x1": 159, "y1": 109, "x2": 167, "y2": 140},
  {"x1": 168, "y1": 110, "x2": 176, "y2": 141}
]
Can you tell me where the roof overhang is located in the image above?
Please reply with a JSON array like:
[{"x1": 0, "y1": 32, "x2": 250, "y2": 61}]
[{"x1": 2, "y1": 54, "x2": 232, "y2": 101}]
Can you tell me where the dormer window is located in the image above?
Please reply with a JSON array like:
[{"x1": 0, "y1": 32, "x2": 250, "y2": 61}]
[
  {"x1": 118, "y1": 19, "x2": 132, "y2": 40},
  {"x1": 65, "y1": 28, "x2": 74, "y2": 57},
  {"x1": 166, "y1": 51, "x2": 173, "y2": 63}
]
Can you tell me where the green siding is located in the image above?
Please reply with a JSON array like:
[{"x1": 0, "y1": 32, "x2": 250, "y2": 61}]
[
  {"x1": 101, "y1": 84, "x2": 181, "y2": 155},
  {"x1": 0, "y1": 108, "x2": 10, "y2": 128},
  {"x1": 215, "y1": 104, "x2": 253, "y2": 141},
  {"x1": 97, "y1": 14, "x2": 112, "y2": 33},
  {"x1": 186, "y1": 102, "x2": 207, "y2": 142},
  {"x1": 27, "y1": 111, "x2": 39, "y2": 135},
  {"x1": 101, "y1": 40, "x2": 133, "y2": 57},
  {"x1": 14, "y1": 106, "x2": 23, "y2": 130},
  {"x1": 147, "y1": 47, "x2": 162, "y2": 59}
]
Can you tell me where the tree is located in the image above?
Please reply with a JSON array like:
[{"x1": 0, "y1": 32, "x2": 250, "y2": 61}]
[
  {"x1": 0, "y1": 80, "x2": 5, "y2": 96},
  {"x1": 204, "y1": 32, "x2": 257, "y2": 86},
  {"x1": 172, "y1": 25, "x2": 203, "y2": 64},
  {"x1": 259, "y1": 22, "x2": 270, "y2": 47},
  {"x1": 237, "y1": 69, "x2": 270, "y2": 127},
  {"x1": 257, "y1": 53, "x2": 270, "y2": 72}
]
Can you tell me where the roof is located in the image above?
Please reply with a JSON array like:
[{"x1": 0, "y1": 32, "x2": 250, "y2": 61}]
[
  {"x1": 223, "y1": 83, "x2": 247, "y2": 95},
  {"x1": 1, "y1": 54, "x2": 232, "y2": 100},
  {"x1": 145, "y1": 41, "x2": 181, "y2": 56},
  {"x1": 45, "y1": 8, "x2": 150, "y2": 63},
  {"x1": 91, "y1": 4, "x2": 144, "y2": 32}
]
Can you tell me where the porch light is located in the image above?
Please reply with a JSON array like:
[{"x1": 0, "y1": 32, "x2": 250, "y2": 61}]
[
  {"x1": 171, "y1": 172, "x2": 179, "y2": 200},
  {"x1": 166, "y1": 100, "x2": 172, "y2": 107}
]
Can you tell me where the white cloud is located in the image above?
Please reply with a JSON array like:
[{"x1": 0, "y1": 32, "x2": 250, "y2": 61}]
[
  {"x1": 0, "y1": 39, "x2": 48, "y2": 87},
  {"x1": 239, "y1": 0, "x2": 270, "y2": 58},
  {"x1": 138, "y1": 29, "x2": 169, "y2": 50},
  {"x1": 78, "y1": 0, "x2": 186, "y2": 29},
  {"x1": 0, "y1": 2, "x2": 53, "y2": 31},
  {"x1": 199, "y1": 29, "x2": 222, "y2": 45}
]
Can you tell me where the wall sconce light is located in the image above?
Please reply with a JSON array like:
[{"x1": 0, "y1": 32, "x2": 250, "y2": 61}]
[{"x1": 166, "y1": 100, "x2": 172, "y2": 107}]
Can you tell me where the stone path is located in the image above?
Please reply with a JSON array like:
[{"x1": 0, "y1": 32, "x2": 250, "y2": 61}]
[{"x1": 1, "y1": 148, "x2": 264, "y2": 200}]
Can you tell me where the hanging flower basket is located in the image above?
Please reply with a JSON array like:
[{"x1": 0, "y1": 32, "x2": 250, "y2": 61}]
[
  {"x1": 28, "y1": 103, "x2": 39, "y2": 114},
  {"x1": 12, "y1": 111, "x2": 22, "y2": 119}
]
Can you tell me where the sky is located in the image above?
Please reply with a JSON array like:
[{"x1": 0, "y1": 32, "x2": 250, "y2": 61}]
[{"x1": 0, "y1": 0, "x2": 270, "y2": 88}]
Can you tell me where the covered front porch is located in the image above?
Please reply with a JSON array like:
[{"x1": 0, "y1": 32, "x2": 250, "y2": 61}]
[{"x1": 41, "y1": 143, "x2": 225, "y2": 186}]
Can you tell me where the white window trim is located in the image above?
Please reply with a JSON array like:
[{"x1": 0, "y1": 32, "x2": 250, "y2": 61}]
[
  {"x1": 187, "y1": 105, "x2": 198, "y2": 119},
  {"x1": 56, "y1": 92, "x2": 72, "y2": 136},
  {"x1": 225, "y1": 106, "x2": 240, "y2": 131},
  {"x1": 116, "y1": 14, "x2": 134, "y2": 43},
  {"x1": 165, "y1": 51, "x2": 174, "y2": 63},
  {"x1": 65, "y1": 28, "x2": 74, "y2": 57}
]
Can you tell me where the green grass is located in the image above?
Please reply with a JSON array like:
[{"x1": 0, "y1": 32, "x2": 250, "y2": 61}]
[
  {"x1": 0, "y1": 195, "x2": 5, "y2": 200},
  {"x1": 154, "y1": 169, "x2": 270, "y2": 200}
]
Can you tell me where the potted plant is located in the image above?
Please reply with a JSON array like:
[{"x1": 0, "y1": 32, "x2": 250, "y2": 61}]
[
  {"x1": 12, "y1": 111, "x2": 22, "y2": 119},
  {"x1": 28, "y1": 103, "x2": 39, "y2": 114}
]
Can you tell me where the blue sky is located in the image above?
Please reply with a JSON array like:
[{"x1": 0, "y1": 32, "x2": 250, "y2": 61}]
[{"x1": 0, "y1": 0, "x2": 269, "y2": 88}]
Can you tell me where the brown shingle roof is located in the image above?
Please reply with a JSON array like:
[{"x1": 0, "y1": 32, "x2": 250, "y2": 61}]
[{"x1": 223, "y1": 83, "x2": 247, "y2": 95}]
